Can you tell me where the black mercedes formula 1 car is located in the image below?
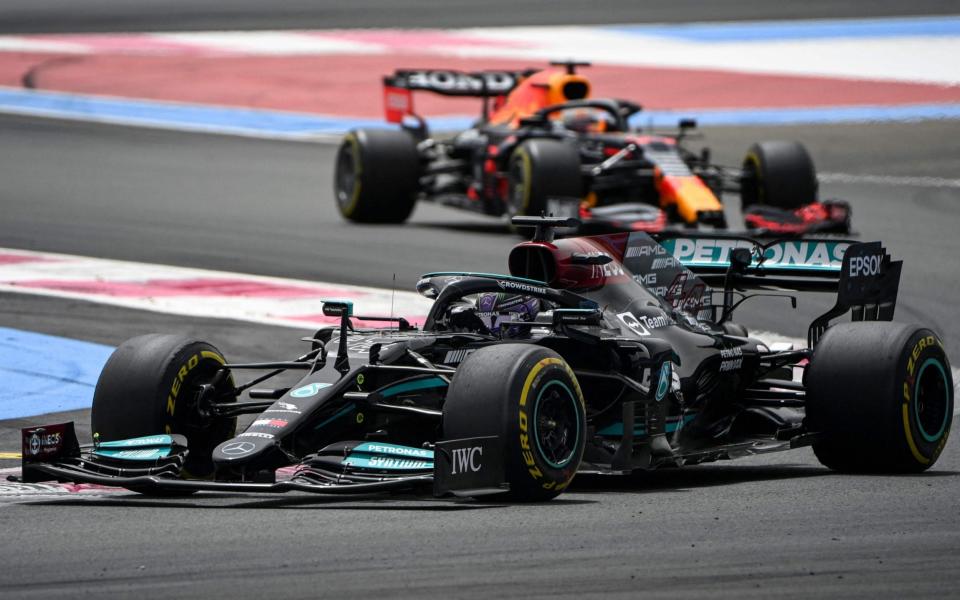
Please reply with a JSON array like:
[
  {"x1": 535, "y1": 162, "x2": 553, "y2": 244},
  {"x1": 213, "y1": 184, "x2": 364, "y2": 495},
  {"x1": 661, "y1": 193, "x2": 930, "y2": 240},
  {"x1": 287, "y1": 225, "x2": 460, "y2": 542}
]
[
  {"x1": 334, "y1": 62, "x2": 851, "y2": 235},
  {"x1": 18, "y1": 217, "x2": 950, "y2": 501}
]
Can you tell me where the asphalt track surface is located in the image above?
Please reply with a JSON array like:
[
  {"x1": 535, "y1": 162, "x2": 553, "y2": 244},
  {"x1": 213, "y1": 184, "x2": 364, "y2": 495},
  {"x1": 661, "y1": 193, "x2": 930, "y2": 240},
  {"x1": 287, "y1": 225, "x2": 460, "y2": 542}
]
[
  {"x1": 2, "y1": 5, "x2": 960, "y2": 600},
  {"x1": 1, "y1": 115, "x2": 958, "y2": 354},
  {"x1": 2, "y1": 115, "x2": 960, "y2": 599}
]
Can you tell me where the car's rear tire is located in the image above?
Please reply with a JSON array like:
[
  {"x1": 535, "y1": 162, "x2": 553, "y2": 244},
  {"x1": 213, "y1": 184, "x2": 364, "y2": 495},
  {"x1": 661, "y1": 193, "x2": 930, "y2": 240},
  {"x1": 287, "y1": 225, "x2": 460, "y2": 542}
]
[
  {"x1": 335, "y1": 128, "x2": 420, "y2": 223},
  {"x1": 740, "y1": 141, "x2": 817, "y2": 211},
  {"x1": 507, "y1": 138, "x2": 582, "y2": 219},
  {"x1": 806, "y1": 322, "x2": 953, "y2": 473},
  {"x1": 91, "y1": 334, "x2": 237, "y2": 479},
  {"x1": 443, "y1": 344, "x2": 586, "y2": 501}
]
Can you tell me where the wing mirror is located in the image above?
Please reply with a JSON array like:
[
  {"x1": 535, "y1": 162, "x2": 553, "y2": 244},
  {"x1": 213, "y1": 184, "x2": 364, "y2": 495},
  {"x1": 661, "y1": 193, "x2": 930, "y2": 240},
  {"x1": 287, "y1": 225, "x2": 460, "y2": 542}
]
[{"x1": 729, "y1": 248, "x2": 752, "y2": 274}]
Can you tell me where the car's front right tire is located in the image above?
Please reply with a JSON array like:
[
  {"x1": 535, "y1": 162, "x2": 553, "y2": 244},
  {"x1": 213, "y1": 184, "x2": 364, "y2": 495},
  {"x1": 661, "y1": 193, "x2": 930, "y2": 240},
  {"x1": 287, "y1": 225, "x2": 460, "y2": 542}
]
[{"x1": 443, "y1": 344, "x2": 586, "y2": 501}]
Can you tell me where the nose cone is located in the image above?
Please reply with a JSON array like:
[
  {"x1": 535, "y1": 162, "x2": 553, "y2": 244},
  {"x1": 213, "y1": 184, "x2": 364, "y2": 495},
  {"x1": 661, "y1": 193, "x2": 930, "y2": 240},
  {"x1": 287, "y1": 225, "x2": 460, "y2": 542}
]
[{"x1": 213, "y1": 435, "x2": 275, "y2": 464}]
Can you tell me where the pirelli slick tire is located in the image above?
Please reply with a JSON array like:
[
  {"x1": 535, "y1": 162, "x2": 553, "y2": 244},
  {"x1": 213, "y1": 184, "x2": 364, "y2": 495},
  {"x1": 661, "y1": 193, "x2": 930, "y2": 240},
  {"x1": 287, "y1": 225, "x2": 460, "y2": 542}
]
[
  {"x1": 443, "y1": 344, "x2": 586, "y2": 502},
  {"x1": 91, "y1": 334, "x2": 237, "y2": 480},
  {"x1": 806, "y1": 323, "x2": 953, "y2": 473},
  {"x1": 740, "y1": 141, "x2": 817, "y2": 211},
  {"x1": 507, "y1": 138, "x2": 583, "y2": 219},
  {"x1": 335, "y1": 128, "x2": 420, "y2": 223}
]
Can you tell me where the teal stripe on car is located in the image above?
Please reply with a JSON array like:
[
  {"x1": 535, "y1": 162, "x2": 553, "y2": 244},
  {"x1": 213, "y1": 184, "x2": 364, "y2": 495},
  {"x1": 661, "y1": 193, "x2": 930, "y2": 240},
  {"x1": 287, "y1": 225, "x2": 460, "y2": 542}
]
[
  {"x1": 598, "y1": 414, "x2": 697, "y2": 437},
  {"x1": 341, "y1": 455, "x2": 433, "y2": 470},
  {"x1": 350, "y1": 442, "x2": 434, "y2": 459},
  {"x1": 421, "y1": 272, "x2": 547, "y2": 285},
  {"x1": 93, "y1": 448, "x2": 172, "y2": 460},
  {"x1": 380, "y1": 376, "x2": 448, "y2": 397},
  {"x1": 97, "y1": 434, "x2": 174, "y2": 448},
  {"x1": 312, "y1": 403, "x2": 355, "y2": 430}
]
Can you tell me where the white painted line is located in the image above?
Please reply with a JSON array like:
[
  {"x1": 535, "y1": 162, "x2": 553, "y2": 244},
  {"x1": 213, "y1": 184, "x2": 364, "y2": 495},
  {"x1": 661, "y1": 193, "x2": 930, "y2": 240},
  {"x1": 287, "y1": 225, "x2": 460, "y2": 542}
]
[
  {"x1": 819, "y1": 173, "x2": 960, "y2": 189},
  {"x1": 457, "y1": 23, "x2": 960, "y2": 85},
  {"x1": 0, "y1": 247, "x2": 433, "y2": 329},
  {"x1": 154, "y1": 31, "x2": 383, "y2": 55},
  {"x1": 0, "y1": 19, "x2": 958, "y2": 84}
]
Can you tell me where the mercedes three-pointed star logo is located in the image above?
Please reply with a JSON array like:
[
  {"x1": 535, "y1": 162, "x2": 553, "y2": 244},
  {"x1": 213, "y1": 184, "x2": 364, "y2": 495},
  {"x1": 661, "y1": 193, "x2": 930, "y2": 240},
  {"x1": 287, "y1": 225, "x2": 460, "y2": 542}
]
[{"x1": 220, "y1": 441, "x2": 256, "y2": 456}]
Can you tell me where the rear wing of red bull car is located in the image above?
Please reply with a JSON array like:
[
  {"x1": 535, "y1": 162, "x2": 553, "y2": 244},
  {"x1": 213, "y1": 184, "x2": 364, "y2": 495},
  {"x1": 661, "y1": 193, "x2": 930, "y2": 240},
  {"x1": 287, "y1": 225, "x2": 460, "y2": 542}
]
[
  {"x1": 382, "y1": 68, "x2": 529, "y2": 124},
  {"x1": 652, "y1": 233, "x2": 902, "y2": 347}
]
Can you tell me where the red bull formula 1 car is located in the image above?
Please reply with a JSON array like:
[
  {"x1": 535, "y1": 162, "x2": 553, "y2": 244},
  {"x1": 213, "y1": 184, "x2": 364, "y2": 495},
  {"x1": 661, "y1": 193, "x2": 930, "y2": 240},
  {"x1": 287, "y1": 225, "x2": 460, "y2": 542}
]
[
  {"x1": 334, "y1": 62, "x2": 851, "y2": 235},
  {"x1": 16, "y1": 217, "x2": 949, "y2": 502}
]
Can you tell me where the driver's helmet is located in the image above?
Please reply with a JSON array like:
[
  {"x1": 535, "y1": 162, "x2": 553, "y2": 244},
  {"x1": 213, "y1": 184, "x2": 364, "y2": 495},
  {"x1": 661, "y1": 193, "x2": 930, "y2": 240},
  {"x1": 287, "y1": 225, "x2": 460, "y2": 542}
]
[
  {"x1": 560, "y1": 107, "x2": 617, "y2": 134},
  {"x1": 475, "y1": 293, "x2": 540, "y2": 338}
]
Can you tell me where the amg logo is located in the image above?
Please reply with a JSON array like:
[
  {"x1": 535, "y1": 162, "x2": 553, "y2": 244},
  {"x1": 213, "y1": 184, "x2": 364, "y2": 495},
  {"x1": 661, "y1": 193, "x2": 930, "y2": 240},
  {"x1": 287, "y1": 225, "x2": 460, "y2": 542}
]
[
  {"x1": 635, "y1": 273, "x2": 657, "y2": 286},
  {"x1": 450, "y1": 446, "x2": 483, "y2": 475},
  {"x1": 651, "y1": 257, "x2": 678, "y2": 269},
  {"x1": 443, "y1": 348, "x2": 475, "y2": 364},
  {"x1": 625, "y1": 244, "x2": 666, "y2": 258}
]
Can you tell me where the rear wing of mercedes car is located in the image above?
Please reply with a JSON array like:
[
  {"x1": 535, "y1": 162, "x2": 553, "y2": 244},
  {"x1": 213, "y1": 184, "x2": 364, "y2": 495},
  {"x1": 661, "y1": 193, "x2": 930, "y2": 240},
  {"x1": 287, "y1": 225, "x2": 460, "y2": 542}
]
[{"x1": 653, "y1": 233, "x2": 902, "y2": 347}]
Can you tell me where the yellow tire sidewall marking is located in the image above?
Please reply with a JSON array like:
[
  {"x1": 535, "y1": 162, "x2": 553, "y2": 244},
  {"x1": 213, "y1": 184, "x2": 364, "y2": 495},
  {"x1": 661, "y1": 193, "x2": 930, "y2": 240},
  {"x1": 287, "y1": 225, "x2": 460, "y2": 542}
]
[
  {"x1": 518, "y1": 356, "x2": 585, "y2": 487},
  {"x1": 340, "y1": 133, "x2": 363, "y2": 217},
  {"x1": 900, "y1": 335, "x2": 946, "y2": 466},
  {"x1": 200, "y1": 350, "x2": 224, "y2": 364},
  {"x1": 902, "y1": 403, "x2": 931, "y2": 465}
]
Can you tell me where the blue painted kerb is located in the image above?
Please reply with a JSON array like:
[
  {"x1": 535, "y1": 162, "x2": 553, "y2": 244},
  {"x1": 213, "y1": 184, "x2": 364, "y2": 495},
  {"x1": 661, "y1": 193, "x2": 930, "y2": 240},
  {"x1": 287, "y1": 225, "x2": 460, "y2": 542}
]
[
  {"x1": 1, "y1": 87, "x2": 958, "y2": 140},
  {"x1": 0, "y1": 327, "x2": 114, "y2": 420}
]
